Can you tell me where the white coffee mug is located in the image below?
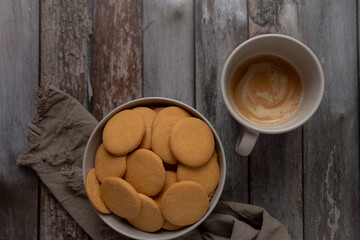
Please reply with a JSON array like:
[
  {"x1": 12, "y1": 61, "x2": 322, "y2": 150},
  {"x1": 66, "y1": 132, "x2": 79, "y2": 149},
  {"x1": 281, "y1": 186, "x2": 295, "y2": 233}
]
[{"x1": 221, "y1": 34, "x2": 324, "y2": 156}]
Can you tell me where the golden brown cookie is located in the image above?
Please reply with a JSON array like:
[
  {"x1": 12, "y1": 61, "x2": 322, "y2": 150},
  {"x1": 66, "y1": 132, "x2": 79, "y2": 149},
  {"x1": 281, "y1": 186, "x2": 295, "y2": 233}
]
[
  {"x1": 85, "y1": 169, "x2": 111, "y2": 214},
  {"x1": 95, "y1": 144, "x2": 126, "y2": 182},
  {"x1": 177, "y1": 151, "x2": 220, "y2": 196},
  {"x1": 170, "y1": 117, "x2": 215, "y2": 167},
  {"x1": 162, "y1": 220, "x2": 183, "y2": 231},
  {"x1": 160, "y1": 180, "x2": 209, "y2": 226},
  {"x1": 152, "y1": 106, "x2": 191, "y2": 129},
  {"x1": 133, "y1": 107, "x2": 156, "y2": 149},
  {"x1": 155, "y1": 173, "x2": 183, "y2": 231},
  {"x1": 152, "y1": 116, "x2": 183, "y2": 165},
  {"x1": 127, "y1": 193, "x2": 164, "y2": 232},
  {"x1": 153, "y1": 107, "x2": 165, "y2": 113},
  {"x1": 100, "y1": 177, "x2": 141, "y2": 219},
  {"x1": 103, "y1": 110, "x2": 145, "y2": 155},
  {"x1": 153, "y1": 170, "x2": 178, "y2": 204},
  {"x1": 125, "y1": 149, "x2": 166, "y2": 196}
]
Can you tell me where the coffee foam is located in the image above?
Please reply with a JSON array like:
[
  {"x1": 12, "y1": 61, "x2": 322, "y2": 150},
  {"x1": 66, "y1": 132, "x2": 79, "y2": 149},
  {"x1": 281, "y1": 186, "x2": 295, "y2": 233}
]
[{"x1": 233, "y1": 61, "x2": 302, "y2": 124}]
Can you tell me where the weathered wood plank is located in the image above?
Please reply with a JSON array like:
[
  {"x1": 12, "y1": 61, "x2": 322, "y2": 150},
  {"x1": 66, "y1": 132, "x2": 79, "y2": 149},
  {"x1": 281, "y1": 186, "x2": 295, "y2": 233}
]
[
  {"x1": 249, "y1": 0, "x2": 301, "y2": 38},
  {"x1": 40, "y1": 0, "x2": 93, "y2": 238},
  {"x1": 248, "y1": 1, "x2": 304, "y2": 239},
  {"x1": 91, "y1": 1, "x2": 143, "y2": 238},
  {"x1": 194, "y1": 0, "x2": 249, "y2": 202},
  {"x1": 303, "y1": 0, "x2": 360, "y2": 239},
  {"x1": 41, "y1": 0, "x2": 92, "y2": 108},
  {"x1": 39, "y1": 186, "x2": 88, "y2": 240},
  {"x1": 250, "y1": 132, "x2": 303, "y2": 239},
  {"x1": 92, "y1": 0, "x2": 142, "y2": 120},
  {"x1": 0, "y1": 0, "x2": 39, "y2": 239},
  {"x1": 143, "y1": 0, "x2": 194, "y2": 105}
]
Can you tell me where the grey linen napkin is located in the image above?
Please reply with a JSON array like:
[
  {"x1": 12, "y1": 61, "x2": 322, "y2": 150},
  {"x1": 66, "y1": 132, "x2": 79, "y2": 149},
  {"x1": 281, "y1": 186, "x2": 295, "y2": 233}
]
[{"x1": 17, "y1": 85, "x2": 290, "y2": 240}]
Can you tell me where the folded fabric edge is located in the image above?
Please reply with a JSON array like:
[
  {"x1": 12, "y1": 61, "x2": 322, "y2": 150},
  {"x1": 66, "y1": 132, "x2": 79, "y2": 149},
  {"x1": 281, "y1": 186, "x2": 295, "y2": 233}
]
[
  {"x1": 16, "y1": 84, "x2": 87, "y2": 195},
  {"x1": 15, "y1": 84, "x2": 114, "y2": 239}
]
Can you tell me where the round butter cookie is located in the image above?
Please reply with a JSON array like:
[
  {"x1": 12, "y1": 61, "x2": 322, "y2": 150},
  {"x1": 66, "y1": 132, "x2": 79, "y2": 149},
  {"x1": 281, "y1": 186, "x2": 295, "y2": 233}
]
[
  {"x1": 95, "y1": 144, "x2": 126, "y2": 182},
  {"x1": 153, "y1": 107, "x2": 165, "y2": 113},
  {"x1": 100, "y1": 177, "x2": 141, "y2": 219},
  {"x1": 133, "y1": 107, "x2": 156, "y2": 149},
  {"x1": 85, "y1": 169, "x2": 111, "y2": 214},
  {"x1": 127, "y1": 193, "x2": 164, "y2": 232},
  {"x1": 152, "y1": 116, "x2": 183, "y2": 165},
  {"x1": 153, "y1": 170, "x2": 178, "y2": 204},
  {"x1": 125, "y1": 149, "x2": 166, "y2": 196},
  {"x1": 160, "y1": 180, "x2": 209, "y2": 226},
  {"x1": 177, "y1": 151, "x2": 220, "y2": 196},
  {"x1": 170, "y1": 117, "x2": 215, "y2": 167},
  {"x1": 152, "y1": 106, "x2": 191, "y2": 129},
  {"x1": 102, "y1": 110, "x2": 145, "y2": 155},
  {"x1": 162, "y1": 219, "x2": 183, "y2": 231}
]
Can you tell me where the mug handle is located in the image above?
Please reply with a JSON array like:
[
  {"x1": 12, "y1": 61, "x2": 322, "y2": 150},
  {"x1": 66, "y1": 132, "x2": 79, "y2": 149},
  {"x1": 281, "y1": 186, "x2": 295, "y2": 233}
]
[{"x1": 235, "y1": 128, "x2": 259, "y2": 156}]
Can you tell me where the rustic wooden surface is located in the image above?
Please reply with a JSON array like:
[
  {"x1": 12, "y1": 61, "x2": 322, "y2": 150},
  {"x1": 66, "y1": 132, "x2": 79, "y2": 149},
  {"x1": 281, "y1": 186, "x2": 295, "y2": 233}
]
[
  {"x1": 248, "y1": 1, "x2": 303, "y2": 239},
  {"x1": 93, "y1": 0, "x2": 142, "y2": 120},
  {"x1": 302, "y1": 0, "x2": 360, "y2": 239},
  {"x1": 1, "y1": 0, "x2": 360, "y2": 240},
  {"x1": 143, "y1": 0, "x2": 194, "y2": 106},
  {"x1": 194, "y1": 0, "x2": 249, "y2": 203},
  {"x1": 39, "y1": 0, "x2": 93, "y2": 239},
  {"x1": 0, "y1": 0, "x2": 39, "y2": 239}
]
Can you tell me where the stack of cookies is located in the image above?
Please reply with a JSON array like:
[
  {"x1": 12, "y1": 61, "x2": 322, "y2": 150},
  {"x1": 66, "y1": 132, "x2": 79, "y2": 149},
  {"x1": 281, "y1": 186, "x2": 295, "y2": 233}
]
[{"x1": 86, "y1": 106, "x2": 220, "y2": 233}]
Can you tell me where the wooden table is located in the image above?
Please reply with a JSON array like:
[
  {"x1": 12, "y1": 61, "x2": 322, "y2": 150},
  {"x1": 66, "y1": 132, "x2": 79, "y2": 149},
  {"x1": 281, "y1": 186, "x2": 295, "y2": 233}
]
[{"x1": 1, "y1": 0, "x2": 359, "y2": 239}]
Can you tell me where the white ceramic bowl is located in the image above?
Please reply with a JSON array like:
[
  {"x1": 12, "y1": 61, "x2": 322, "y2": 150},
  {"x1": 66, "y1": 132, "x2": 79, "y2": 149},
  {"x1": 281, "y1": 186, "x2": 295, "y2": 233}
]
[{"x1": 83, "y1": 97, "x2": 226, "y2": 240}]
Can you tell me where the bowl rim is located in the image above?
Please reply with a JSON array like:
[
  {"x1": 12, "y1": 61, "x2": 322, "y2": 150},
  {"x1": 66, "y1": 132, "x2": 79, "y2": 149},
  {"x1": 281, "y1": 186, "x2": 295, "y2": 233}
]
[{"x1": 82, "y1": 97, "x2": 226, "y2": 240}]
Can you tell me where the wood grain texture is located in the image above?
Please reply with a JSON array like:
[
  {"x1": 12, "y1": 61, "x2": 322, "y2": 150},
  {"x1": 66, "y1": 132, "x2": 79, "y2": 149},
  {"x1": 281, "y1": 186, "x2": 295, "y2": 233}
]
[
  {"x1": 195, "y1": 0, "x2": 249, "y2": 202},
  {"x1": 41, "y1": 0, "x2": 92, "y2": 108},
  {"x1": 249, "y1": 0, "x2": 301, "y2": 38},
  {"x1": 248, "y1": 1, "x2": 303, "y2": 239},
  {"x1": 0, "y1": 1, "x2": 39, "y2": 239},
  {"x1": 143, "y1": 0, "x2": 194, "y2": 105},
  {"x1": 302, "y1": 0, "x2": 360, "y2": 239},
  {"x1": 39, "y1": 186, "x2": 89, "y2": 240},
  {"x1": 91, "y1": 1, "x2": 143, "y2": 238},
  {"x1": 92, "y1": 0, "x2": 142, "y2": 120},
  {"x1": 250, "y1": 131, "x2": 303, "y2": 239},
  {"x1": 0, "y1": 0, "x2": 39, "y2": 239},
  {"x1": 40, "y1": 0, "x2": 93, "y2": 239}
]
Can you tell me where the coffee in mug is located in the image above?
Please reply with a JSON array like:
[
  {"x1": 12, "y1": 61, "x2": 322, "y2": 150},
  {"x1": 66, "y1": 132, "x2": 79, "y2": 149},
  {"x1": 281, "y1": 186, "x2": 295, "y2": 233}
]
[
  {"x1": 230, "y1": 54, "x2": 303, "y2": 125},
  {"x1": 221, "y1": 34, "x2": 324, "y2": 156}
]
